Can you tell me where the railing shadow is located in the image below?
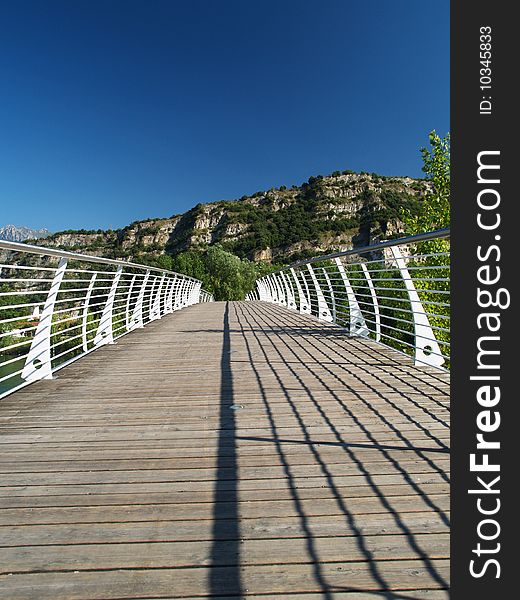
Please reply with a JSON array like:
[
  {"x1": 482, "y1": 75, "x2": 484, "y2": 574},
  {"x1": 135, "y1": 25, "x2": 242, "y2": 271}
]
[
  {"x1": 209, "y1": 302, "x2": 243, "y2": 596},
  {"x1": 232, "y1": 301, "x2": 449, "y2": 596}
]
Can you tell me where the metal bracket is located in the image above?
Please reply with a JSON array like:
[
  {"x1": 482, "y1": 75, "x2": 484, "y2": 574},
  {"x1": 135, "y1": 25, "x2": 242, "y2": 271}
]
[
  {"x1": 130, "y1": 270, "x2": 149, "y2": 330},
  {"x1": 290, "y1": 268, "x2": 311, "y2": 314},
  {"x1": 273, "y1": 273, "x2": 286, "y2": 306},
  {"x1": 280, "y1": 271, "x2": 296, "y2": 310},
  {"x1": 266, "y1": 275, "x2": 278, "y2": 304},
  {"x1": 21, "y1": 258, "x2": 68, "y2": 382},
  {"x1": 82, "y1": 273, "x2": 98, "y2": 352},
  {"x1": 150, "y1": 274, "x2": 165, "y2": 321},
  {"x1": 390, "y1": 246, "x2": 444, "y2": 367},
  {"x1": 335, "y1": 258, "x2": 369, "y2": 336},
  {"x1": 361, "y1": 263, "x2": 381, "y2": 341},
  {"x1": 94, "y1": 266, "x2": 123, "y2": 347},
  {"x1": 307, "y1": 264, "x2": 332, "y2": 322},
  {"x1": 322, "y1": 268, "x2": 336, "y2": 322}
]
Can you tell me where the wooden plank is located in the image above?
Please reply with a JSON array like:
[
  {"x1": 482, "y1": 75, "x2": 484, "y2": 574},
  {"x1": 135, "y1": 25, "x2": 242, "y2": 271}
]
[
  {"x1": 0, "y1": 482, "x2": 449, "y2": 509},
  {"x1": 0, "y1": 301, "x2": 450, "y2": 597},
  {"x1": 0, "y1": 511, "x2": 449, "y2": 548},
  {"x1": 0, "y1": 493, "x2": 450, "y2": 526},
  {"x1": 0, "y1": 559, "x2": 450, "y2": 599},
  {"x1": 0, "y1": 532, "x2": 450, "y2": 573}
]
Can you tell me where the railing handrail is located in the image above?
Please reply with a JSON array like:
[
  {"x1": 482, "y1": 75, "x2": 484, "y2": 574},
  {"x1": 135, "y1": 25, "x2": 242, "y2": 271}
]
[
  {"x1": 248, "y1": 227, "x2": 450, "y2": 370},
  {"x1": 0, "y1": 239, "x2": 199, "y2": 281},
  {"x1": 287, "y1": 227, "x2": 450, "y2": 269}
]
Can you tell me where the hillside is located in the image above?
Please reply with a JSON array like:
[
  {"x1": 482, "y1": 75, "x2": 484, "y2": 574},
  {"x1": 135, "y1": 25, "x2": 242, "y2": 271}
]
[{"x1": 36, "y1": 170, "x2": 431, "y2": 266}]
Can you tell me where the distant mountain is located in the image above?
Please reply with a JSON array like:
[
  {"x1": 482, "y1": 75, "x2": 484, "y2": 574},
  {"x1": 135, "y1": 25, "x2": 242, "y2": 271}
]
[{"x1": 0, "y1": 224, "x2": 51, "y2": 243}]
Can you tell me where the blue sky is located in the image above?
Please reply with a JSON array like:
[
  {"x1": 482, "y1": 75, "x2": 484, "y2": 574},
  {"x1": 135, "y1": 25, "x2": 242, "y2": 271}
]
[{"x1": 0, "y1": 1, "x2": 449, "y2": 232}]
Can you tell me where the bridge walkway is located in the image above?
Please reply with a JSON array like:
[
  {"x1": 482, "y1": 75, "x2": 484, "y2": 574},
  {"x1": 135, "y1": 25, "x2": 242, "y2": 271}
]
[{"x1": 0, "y1": 301, "x2": 450, "y2": 599}]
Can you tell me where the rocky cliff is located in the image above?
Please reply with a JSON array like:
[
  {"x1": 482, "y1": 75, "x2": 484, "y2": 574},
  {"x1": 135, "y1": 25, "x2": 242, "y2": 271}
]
[{"x1": 36, "y1": 171, "x2": 431, "y2": 264}]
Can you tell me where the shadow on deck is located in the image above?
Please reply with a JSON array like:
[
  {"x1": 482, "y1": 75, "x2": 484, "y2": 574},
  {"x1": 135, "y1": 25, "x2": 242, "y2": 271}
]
[{"x1": 0, "y1": 301, "x2": 450, "y2": 599}]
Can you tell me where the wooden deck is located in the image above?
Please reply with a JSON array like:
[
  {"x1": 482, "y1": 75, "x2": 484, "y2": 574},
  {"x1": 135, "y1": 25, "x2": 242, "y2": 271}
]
[{"x1": 0, "y1": 301, "x2": 450, "y2": 599}]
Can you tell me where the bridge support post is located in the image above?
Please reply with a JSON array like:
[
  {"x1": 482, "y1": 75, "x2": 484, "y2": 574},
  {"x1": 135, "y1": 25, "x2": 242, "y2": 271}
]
[
  {"x1": 94, "y1": 266, "x2": 123, "y2": 347},
  {"x1": 274, "y1": 273, "x2": 286, "y2": 306},
  {"x1": 307, "y1": 264, "x2": 332, "y2": 322},
  {"x1": 266, "y1": 275, "x2": 277, "y2": 303},
  {"x1": 390, "y1": 246, "x2": 444, "y2": 367},
  {"x1": 172, "y1": 276, "x2": 181, "y2": 309},
  {"x1": 21, "y1": 258, "x2": 68, "y2": 382},
  {"x1": 334, "y1": 258, "x2": 369, "y2": 336},
  {"x1": 187, "y1": 280, "x2": 197, "y2": 306},
  {"x1": 175, "y1": 278, "x2": 185, "y2": 309},
  {"x1": 83, "y1": 273, "x2": 98, "y2": 351},
  {"x1": 257, "y1": 280, "x2": 268, "y2": 301},
  {"x1": 181, "y1": 278, "x2": 190, "y2": 307},
  {"x1": 291, "y1": 268, "x2": 311, "y2": 314},
  {"x1": 147, "y1": 276, "x2": 159, "y2": 320},
  {"x1": 164, "y1": 277, "x2": 175, "y2": 314},
  {"x1": 150, "y1": 274, "x2": 165, "y2": 320},
  {"x1": 322, "y1": 267, "x2": 336, "y2": 322},
  {"x1": 361, "y1": 263, "x2": 381, "y2": 341},
  {"x1": 280, "y1": 271, "x2": 296, "y2": 309},
  {"x1": 130, "y1": 270, "x2": 150, "y2": 330},
  {"x1": 190, "y1": 281, "x2": 202, "y2": 305},
  {"x1": 262, "y1": 279, "x2": 272, "y2": 302}
]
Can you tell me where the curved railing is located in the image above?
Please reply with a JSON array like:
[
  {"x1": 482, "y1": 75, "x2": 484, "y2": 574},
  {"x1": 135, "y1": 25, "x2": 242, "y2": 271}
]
[
  {"x1": 246, "y1": 229, "x2": 450, "y2": 370},
  {"x1": 0, "y1": 240, "x2": 213, "y2": 398}
]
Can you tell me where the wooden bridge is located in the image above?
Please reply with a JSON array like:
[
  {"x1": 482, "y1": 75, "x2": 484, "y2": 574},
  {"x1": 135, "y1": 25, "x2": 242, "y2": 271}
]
[{"x1": 0, "y1": 301, "x2": 450, "y2": 599}]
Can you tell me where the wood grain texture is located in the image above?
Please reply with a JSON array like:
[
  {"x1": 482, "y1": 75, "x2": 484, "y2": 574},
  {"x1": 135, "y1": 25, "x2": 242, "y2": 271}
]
[{"x1": 0, "y1": 301, "x2": 450, "y2": 599}]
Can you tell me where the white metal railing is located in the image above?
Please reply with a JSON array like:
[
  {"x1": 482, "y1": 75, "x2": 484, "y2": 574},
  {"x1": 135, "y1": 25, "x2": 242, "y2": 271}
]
[
  {"x1": 246, "y1": 229, "x2": 450, "y2": 370},
  {"x1": 0, "y1": 240, "x2": 213, "y2": 398}
]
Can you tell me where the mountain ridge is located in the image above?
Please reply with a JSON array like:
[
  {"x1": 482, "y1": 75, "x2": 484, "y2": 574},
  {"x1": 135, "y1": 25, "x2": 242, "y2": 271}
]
[{"x1": 35, "y1": 170, "x2": 431, "y2": 265}]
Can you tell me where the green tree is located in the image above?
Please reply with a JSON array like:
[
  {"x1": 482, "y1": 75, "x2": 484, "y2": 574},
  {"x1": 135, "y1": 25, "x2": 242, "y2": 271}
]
[{"x1": 404, "y1": 131, "x2": 450, "y2": 234}]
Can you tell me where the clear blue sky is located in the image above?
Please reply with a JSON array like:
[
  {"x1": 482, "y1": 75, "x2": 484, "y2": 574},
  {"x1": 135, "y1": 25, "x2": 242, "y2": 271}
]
[{"x1": 0, "y1": 0, "x2": 449, "y2": 232}]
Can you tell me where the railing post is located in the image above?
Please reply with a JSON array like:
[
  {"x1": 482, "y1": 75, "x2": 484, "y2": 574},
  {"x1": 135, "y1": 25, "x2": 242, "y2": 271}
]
[
  {"x1": 21, "y1": 258, "x2": 68, "y2": 382},
  {"x1": 130, "y1": 270, "x2": 150, "y2": 330},
  {"x1": 164, "y1": 276, "x2": 176, "y2": 313},
  {"x1": 307, "y1": 264, "x2": 332, "y2": 322},
  {"x1": 82, "y1": 273, "x2": 97, "y2": 351},
  {"x1": 322, "y1": 267, "x2": 336, "y2": 322},
  {"x1": 147, "y1": 275, "x2": 159, "y2": 319},
  {"x1": 177, "y1": 277, "x2": 186, "y2": 309},
  {"x1": 190, "y1": 281, "x2": 199, "y2": 305},
  {"x1": 193, "y1": 281, "x2": 202, "y2": 304},
  {"x1": 390, "y1": 246, "x2": 444, "y2": 367},
  {"x1": 265, "y1": 276, "x2": 277, "y2": 303},
  {"x1": 256, "y1": 280, "x2": 265, "y2": 301},
  {"x1": 334, "y1": 258, "x2": 369, "y2": 337},
  {"x1": 150, "y1": 274, "x2": 165, "y2": 321},
  {"x1": 174, "y1": 277, "x2": 184, "y2": 310},
  {"x1": 184, "y1": 279, "x2": 193, "y2": 306},
  {"x1": 361, "y1": 262, "x2": 381, "y2": 342},
  {"x1": 94, "y1": 266, "x2": 123, "y2": 347},
  {"x1": 280, "y1": 271, "x2": 296, "y2": 309},
  {"x1": 260, "y1": 279, "x2": 271, "y2": 301},
  {"x1": 290, "y1": 268, "x2": 311, "y2": 314},
  {"x1": 273, "y1": 273, "x2": 286, "y2": 306},
  {"x1": 125, "y1": 275, "x2": 137, "y2": 331},
  {"x1": 180, "y1": 277, "x2": 188, "y2": 307},
  {"x1": 300, "y1": 269, "x2": 312, "y2": 314}
]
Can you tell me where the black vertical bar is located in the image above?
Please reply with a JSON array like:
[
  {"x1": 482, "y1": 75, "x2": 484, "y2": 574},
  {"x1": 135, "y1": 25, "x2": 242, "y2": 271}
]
[{"x1": 452, "y1": 1, "x2": 513, "y2": 597}]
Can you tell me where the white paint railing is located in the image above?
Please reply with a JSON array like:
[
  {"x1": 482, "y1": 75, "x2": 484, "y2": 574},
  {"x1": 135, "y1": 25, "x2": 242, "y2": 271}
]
[
  {"x1": 0, "y1": 240, "x2": 213, "y2": 398},
  {"x1": 246, "y1": 229, "x2": 450, "y2": 370}
]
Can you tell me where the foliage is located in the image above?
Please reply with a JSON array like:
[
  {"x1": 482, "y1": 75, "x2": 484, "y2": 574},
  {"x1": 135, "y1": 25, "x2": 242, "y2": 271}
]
[
  {"x1": 404, "y1": 131, "x2": 450, "y2": 234},
  {"x1": 160, "y1": 246, "x2": 280, "y2": 301}
]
